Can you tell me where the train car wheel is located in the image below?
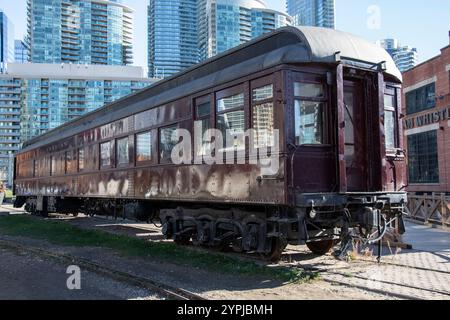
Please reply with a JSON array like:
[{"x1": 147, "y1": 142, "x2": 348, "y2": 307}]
[
  {"x1": 306, "y1": 240, "x2": 335, "y2": 255},
  {"x1": 265, "y1": 237, "x2": 287, "y2": 263},
  {"x1": 38, "y1": 211, "x2": 49, "y2": 218},
  {"x1": 232, "y1": 238, "x2": 243, "y2": 253},
  {"x1": 174, "y1": 235, "x2": 191, "y2": 246}
]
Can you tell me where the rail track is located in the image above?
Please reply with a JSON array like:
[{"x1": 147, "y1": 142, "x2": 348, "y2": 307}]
[
  {"x1": 0, "y1": 238, "x2": 206, "y2": 301},
  {"x1": 5, "y1": 212, "x2": 450, "y2": 300}
]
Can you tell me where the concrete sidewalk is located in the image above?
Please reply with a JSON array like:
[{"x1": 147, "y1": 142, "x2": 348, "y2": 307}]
[{"x1": 403, "y1": 221, "x2": 450, "y2": 253}]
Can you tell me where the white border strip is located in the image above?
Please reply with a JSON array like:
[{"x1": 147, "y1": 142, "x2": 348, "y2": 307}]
[
  {"x1": 446, "y1": 64, "x2": 450, "y2": 72},
  {"x1": 448, "y1": 120, "x2": 450, "y2": 127},
  {"x1": 405, "y1": 123, "x2": 440, "y2": 136},
  {"x1": 403, "y1": 76, "x2": 437, "y2": 93}
]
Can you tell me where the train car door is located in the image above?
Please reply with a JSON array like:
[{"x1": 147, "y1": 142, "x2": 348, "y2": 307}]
[
  {"x1": 289, "y1": 72, "x2": 337, "y2": 193},
  {"x1": 343, "y1": 80, "x2": 368, "y2": 192}
]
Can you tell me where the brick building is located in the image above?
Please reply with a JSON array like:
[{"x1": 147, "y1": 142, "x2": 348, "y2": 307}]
[{"x1": 402, "y1": 34, "x2": 450, "y2": 194}]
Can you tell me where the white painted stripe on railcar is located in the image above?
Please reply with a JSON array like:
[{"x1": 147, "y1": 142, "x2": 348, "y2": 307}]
[{"x1": 405, "y1": 123, "x2": 440, "y2": 136}]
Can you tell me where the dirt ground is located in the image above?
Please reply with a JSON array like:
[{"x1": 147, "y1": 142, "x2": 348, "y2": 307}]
[
  {"x1": 1, "y1": 211, "x2": 449, "y2": 300},
  {"x1": 0, "y1": 212, "x2": 396, "y2": 300},
  {"x1": 0, "y1": 232, "x2": 390, "y2": 300},
  {"x1": 61, "y1": 214, "x2": 450, "y2": 300},
  {"x1": 0, "y1": 244, "x2": 160, "y2": 300}
]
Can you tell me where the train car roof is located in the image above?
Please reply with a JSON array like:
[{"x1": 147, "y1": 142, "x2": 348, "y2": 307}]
[{"x1": 20, "y1": 26, "x2": 401, "y2": 153}]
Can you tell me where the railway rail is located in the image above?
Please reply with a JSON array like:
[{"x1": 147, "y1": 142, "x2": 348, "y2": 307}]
[
  {"x1": 3, "y1": 212, "x2": 450, "y2": 300},
  {"x1": 0, "y1": 238, "x2": 206, "y2": 301}
]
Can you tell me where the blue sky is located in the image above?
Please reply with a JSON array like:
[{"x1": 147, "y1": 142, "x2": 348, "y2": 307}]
[{"x1": 1, "y1": 0, "x2": 449, "y2": 72}]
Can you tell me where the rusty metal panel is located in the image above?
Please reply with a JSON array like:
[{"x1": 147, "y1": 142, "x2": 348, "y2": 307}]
[
  {"x1": 376, "y1": 72, "x2": 388, "y2": 191},
  {"x1": 292, "y1": 148, "x2": 336, "y2": 193},
  {"x1": 133, "y1": 163, "x2": 285, "y2": 204},
  {"x1": 77, "y1": 128, "x2": 98, "y2": 146},
  {"x1": 127, "y1": 170, "x2": 135, "y2": 197},
  {"x1": 385, "y1": 161, "x2": 406, "y2": 192},
  {"x1": 335, "y1": 64, "x2": 347, "y2": 192},
  {"x1": 98, "y1": 171, "x2": 129, "y2": 197},
  {"x1": 17, "y1": 160, "x2": 33, "y2": 179},
  {"x1": 77, "y1": 171, "x2": 129, "y2": 198},
  {"x1": 100, "y1": 117, "x2": 130, "y2": 140},
  {"x1": 77, "y1": 174, "x2": 93, "y2": 196},
  {"x1": 84, "y1": 144, "x2": 99, "y2": 171},
  {"x1": 134, "y1": 167, "x2": 152, "y2": 197},
  {"x1": 65, "y1": 149, "x2": 78, "y2": 175},
  {"x1": 14, "y1": 180, "x2": 37, "y2": 196},
  {"x1": 134, "y1": 108, "x2": 158, "y2": 131},
  {"x1": 39, "y1": 177, "x2": 75, "y2": 196},
  {"x1": 39, "y1": 136, "x2": 75, "y2": 154}
]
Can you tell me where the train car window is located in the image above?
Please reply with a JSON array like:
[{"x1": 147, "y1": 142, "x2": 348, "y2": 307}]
[
  {"x1": 217, "y1": 93, "x2": 245, "y2": 152},
  {"x1": 100, "y1": 141, "x2": 112, "y2": 167},
  {"x1": 160, "y1": 126, "x2": 178, "y2": 163},
  {"x1": 294, "y1": 83, "x2": 324, "y2": 98},
  {"x1": 195, "y1": 98, "x2": 211, "y2": 157},
  {"x1": 384, "y1": 94, "x2": 397, "y2": 150},
  {"x1": 252, "y1": 85, "x2": 274, "y2": 148},
  {"x1": 217, "y1": 93, "x2": 244, "y2": 112},
  {"x1": 50, "y1": 155, "x2": 56, "y2": 176},
  {"x1": 344, "y1": 91, "x2": 355, "y2": 146},
  {"x1": 78, "y1": 148, "x2": 85, "y2": 171},
  {"x1": 136, "y1": 131, "x2": 152, "y2": 162},
  {"x1": 196, "y1": 102, "x2": 210, "y2": 118},
  {"x1": 252, "y1": 85, "x2": 273, "y2": 102},
  {"x1": 117, "y1": 137, "x2": 129, "y2": 165},
  {"x1": 64, "y1": 151, "x2": 72, "y2": 174},
  {"x1": 294, "y1": 82, "x2": 326, "y2": 145},
  {"x1": 253, "y1": 103, "x2": 274, "y2": 148}
]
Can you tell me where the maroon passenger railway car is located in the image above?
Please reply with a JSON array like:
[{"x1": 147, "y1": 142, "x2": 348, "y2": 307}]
[{"x1": 14, "y1": 27, "x2": 407, "y2": 261}]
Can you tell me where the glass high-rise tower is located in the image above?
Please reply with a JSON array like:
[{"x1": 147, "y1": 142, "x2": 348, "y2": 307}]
[
  {"x1": 15, "y1": 40, "x2": 30, "y2": 63},
  {"x1": 377, "y1": 39, "x2": 418, "y2": 73},
  {"x1": 0, "y1": 63, "x2": 155, "y2": 186},
  {"x1": 27, "y1": 0, "x2": 134, "y2": 65},
  {"x1": 0, "y1": 11, "x2": 15, "y2": 72},
  {"x1": 286, "y1": 0, "x2": 335, "y2": 29},
  {"x1": 148, "y1": 0, "x2": 198, "y2": 78},
  {"x1": 199, "y1": 0, "x2": 292, "y2": 60},
  {"x1": 148, "y1": 0, "x2": 291, "y2": 77}
]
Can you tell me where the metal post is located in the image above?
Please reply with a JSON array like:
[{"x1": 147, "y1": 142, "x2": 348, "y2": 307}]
[
  {"x1": 377, "y1": 210, "x2": 382, "y2": 263},
  {"x1": 8, "y1": 153, "x2": 14, "y2": 188},
  {"x1": 441, "y1": 193, "x2": 446, "y2": 228}
]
